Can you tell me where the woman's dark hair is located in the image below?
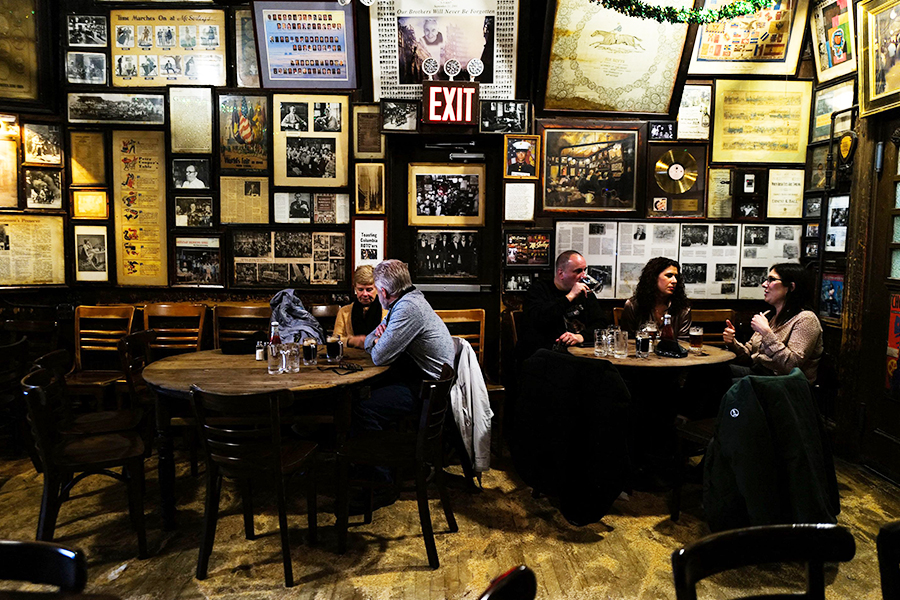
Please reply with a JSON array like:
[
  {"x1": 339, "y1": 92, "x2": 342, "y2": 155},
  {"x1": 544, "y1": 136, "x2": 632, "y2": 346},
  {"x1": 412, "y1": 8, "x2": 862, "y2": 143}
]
[
  {"x1": 631, "y1": 256, "x2": 689, "y2": 320},
  {"x1": 769, "y1": 262, "x2": 814, "y2": 326}
]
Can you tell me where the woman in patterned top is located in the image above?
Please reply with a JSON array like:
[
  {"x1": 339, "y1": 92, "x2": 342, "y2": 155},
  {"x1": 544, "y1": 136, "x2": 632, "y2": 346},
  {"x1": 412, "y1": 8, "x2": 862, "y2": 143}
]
[{"x1": 724, "y1": 263, "x2": 823, "y2": 382}]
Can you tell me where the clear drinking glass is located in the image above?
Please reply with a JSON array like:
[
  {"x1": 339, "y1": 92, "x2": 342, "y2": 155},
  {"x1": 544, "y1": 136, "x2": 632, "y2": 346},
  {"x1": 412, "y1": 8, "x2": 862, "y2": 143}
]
[
  {"x1": 594, "y1": 328, "x2": 607, "y2": 357},
  {"x1": 284, "y1": 342, "x2": 300, "y2": 373},
  {"x1": 267, "y1": 343, "x2": 283, "y2": 375},
  {"x1": 326, "y1": 334, "x2": 343, "y2": 363},
  {"x1": 643, "y1": 321, "x2": 658, "y2": 351},
  {"x1": 613, "y1": 330, "x2": 628, "y2": 359},
  {"x1": 302, "y1": 337, "x2": 318, "y2": 366},
  {"x1": 635, "y1": 331, "x2": 650, "y2": 358},
  {"x1": 689, "y1": 326, "x2": 704, "y2": 355}
]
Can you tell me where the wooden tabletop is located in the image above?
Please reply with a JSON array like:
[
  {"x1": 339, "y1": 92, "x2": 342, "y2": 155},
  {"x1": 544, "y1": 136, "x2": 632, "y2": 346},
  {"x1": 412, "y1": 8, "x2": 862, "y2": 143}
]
[
  {"x1": 569, "y1": 341, "x2": 735, "y2": 368},
  {"x1": 142, "y1": 348, "x2": 389, "y2": 399}
]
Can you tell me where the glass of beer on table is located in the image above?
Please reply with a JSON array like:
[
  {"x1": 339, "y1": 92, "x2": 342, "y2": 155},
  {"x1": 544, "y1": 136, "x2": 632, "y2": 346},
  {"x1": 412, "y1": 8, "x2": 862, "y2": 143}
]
[{"x1": 689, "y1": 326, "x2": 704, "y2": 355}]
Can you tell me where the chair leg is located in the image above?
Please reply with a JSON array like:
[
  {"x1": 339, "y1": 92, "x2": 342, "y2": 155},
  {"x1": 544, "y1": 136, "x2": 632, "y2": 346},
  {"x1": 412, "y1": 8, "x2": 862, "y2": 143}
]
[
  {"x1": 336, "y1": 456, "x2": 349, "y2": 555},
  {"x1": 186, "y1": 426, "x2": 199, "y2": 477},
  {"x1": 239, "y1": 478, "x2": 254, "y2": 540},
  {"x1": 37, "y1": 472, "x2": 62, "y2": 542},
  {"x1": 126, "y1": 459, "x2": 148, "y2": 559},
  {"x1": 197, "y1": 468, "x2": 221, "y2": 580},
  {"x1": 305, "y1": 464, "x2": 317, "y2": 545},
  {"x1": 670, "y1": 437, "x2": 685, "y2": 522},
  {"x1": 434, "y1": 463, "x2": 458, "y2": 533},
  {"x1": 274, "y1": 475, "x2": 294, "y2": 588},
  {"x1": 415, "y1": 467, "x2": 439, "y2": 569}
]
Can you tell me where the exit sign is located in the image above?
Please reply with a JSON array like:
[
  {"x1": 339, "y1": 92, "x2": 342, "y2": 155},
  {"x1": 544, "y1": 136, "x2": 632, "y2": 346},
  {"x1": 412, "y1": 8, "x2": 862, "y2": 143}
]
[{"x1": 422, "y1": 81, "x2": 479, "y2": 125}]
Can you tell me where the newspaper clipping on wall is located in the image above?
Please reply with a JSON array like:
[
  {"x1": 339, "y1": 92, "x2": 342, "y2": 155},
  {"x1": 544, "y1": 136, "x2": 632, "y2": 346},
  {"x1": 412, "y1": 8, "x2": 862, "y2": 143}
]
[
  {"x1": 232, "y1": 230, "x2": 346, "y2": 287},
  {"x1": 616, "y1": 222, "x2": 681, "y2": 299},
  {"x1": 554, "y1": 220, "x2": 618, "y2": 299},
  {"x1": 738, "y1": 224, "x2": 801, "y2": 299},
  {"x1": 0, "y1": 214, "x2": 65, "y2": 286},
  {"x1": 220, "y1": 176, "x2": 269, "y2": 224},
  {"x1": 679, "y1": 223, "x2": 740, "y2": 299}
]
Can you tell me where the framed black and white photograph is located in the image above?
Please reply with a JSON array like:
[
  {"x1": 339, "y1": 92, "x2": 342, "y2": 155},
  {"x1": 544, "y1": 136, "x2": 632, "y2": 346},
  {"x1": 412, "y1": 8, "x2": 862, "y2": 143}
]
[
  {"x1": 381, "y1": 99, "x2": 419, "y2": 133},
  {"x1": 174, "y1": 196, "x2": 213, "y2": 228},
  {"x1": 274, "y1": 192, "x2": 311, "y2": 224},
  {"x1": 273, "y1": 94, "x2": 349, "y2": 187},
  {"x1": 66, "y1": 52, "x2": 107, "y2": 85},
  {"x1": 285, "y1": 137, "x2": 336, "y2": 178},
  {"x1": 504, "y1": 271, "x2": 540, "y2": 292},
  {"x1": 23, "y1": 123, "x2": 62, "y2": 165},
  {"x1": 68, "y1": 15, "x2": 108, "y2": 47},
  {"x1": 24, "y1": 168, "x2": 63, "y2": 210},
  {"x1": 413, "y1": 229, "x2": 480, "y2": 279},
  {"x1": 355, "y1": 163, "x2": 385, "y2": 215},
  {"x1": 804, "y1": 195, "x2": 823, "y2": 218},
  {"x1": 174, "y1": 236, "x2": 223, "y2": 287},
  {"x1": 408, "y1": 163, "x2": 485, "y2": 226},
  {"x1": 649, "y1": 121, "x2": 677, "y2": 141},
  {"x1": 479, "y1": 100, "x2": 529, "y2": 134},
  {"x1": 68, "y1": 93, "x2": 166, "y2": 125},
  {"x1": 313, "y1": 102, "x2": 342, "y2": 132},
  {"x1": 279, "y1": 102, "x2": 308, "y2": 131},
  {"x1": 736, "y1": 199, "x2": 763, "y2": 219},
  {"x1": 172, "y1": 159, "x2": 210, "y2": 190},
  {"x1": 74, "y1": 225, "x2": 108, "y2": 283}
]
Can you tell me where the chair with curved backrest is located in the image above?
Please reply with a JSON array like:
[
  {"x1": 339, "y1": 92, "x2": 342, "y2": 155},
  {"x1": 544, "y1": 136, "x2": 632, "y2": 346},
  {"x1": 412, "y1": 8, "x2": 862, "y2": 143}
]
[
  {"x1": 21, "y1": 368, "x2": 147, "y2": 558},
  {"x1": 671, "y1": 524, "x2": 856, "y2": 600},
  {"x1": 117, "y1": 329, "x2": 157, "y2": 410},
  {"x1": 213, "y1": 305, "x2": 271, "y2": 349},
  {"x1": 2, "y1": 319, "x2": 59, "y2": 362},
  {"x1": 477, "y1": 565, "x2": 538, "y2": 600},
  {"x1": 72, "y1": 305, "x2": 136, "y2": 409},
  {"x1": 0, "y1": 539, "x2": 87, "y2": 593},
  {"x1": 690, "y1": 309, "x2": 735, "y2": 348},
  {"x1": 309, "y1": 304, "x2": 341, "y2": 334},
  {"x1": 336, "y1": 364, "x2": 457, "y2": 569},
  {"x1": 143, "y1": 303, "x2": 207, "y2": 362},
  {"x1": 189, "y1": 385, "x2": 317, "y2": 588},
  {"x1": 878, "y1": 520, "x2": 900, "y2": 600}
]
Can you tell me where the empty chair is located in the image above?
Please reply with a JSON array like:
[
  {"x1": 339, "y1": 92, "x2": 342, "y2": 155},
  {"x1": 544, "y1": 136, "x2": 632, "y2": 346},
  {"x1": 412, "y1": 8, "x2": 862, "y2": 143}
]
[
  {"x1": 336, "y1": 364, "x2": 457, "y2": 569},
  {"x1": 213, "y1": 305, "x2": 270, "y2": 349},
  {"x1": 308, "y1": 304, "x2": 340, "y2": 334},
  {"x1": 190, "y1": 385, "x2": 317, "y2": 588},
  {"x1": 143, "y1": 303, "x2": 207, "y2": 361},
  {"x1": 671, "y1": 524, "x2": 856, "y2": 600},
  {"x1": 690, "y1": 309, "x2": 735, "y2": 348},
  {"x1": 878, "y1": 520, "x2": 900, "y2": 600},
  {"x1": 0, "y1": 539, "x2": 87, "y2": 593},
  {"x1": 70, "y1": 305, "x2": 136, "y2": 408},
  {"x1": 21, "y1": 368, "x2": 147, "y2": 558},
  {"x1": 477, "y1": 565, "x2": 538, "y2": 600},
  {"x1": 2, "y1": 319, "x2": 59, "y2": 362}
]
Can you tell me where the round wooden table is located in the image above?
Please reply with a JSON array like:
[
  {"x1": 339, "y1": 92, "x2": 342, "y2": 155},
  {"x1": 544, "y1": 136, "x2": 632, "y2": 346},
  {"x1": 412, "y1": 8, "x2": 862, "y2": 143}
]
[
  {"x1": 143, "y1": 347, "x2": 389, "y2": 529},
  {"x1": 569, "y1": 341, "x2": 735, "y2": 368}
]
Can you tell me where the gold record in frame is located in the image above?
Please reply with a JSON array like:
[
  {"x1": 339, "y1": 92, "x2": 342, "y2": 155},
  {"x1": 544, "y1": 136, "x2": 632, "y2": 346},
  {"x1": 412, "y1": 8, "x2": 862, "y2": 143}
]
[
  {"x1": 655, "y1": 148, "x2": 698, "y2": 194},
  {"x1": 647, "y1": 144, "x2": 707, "y2": 218}
]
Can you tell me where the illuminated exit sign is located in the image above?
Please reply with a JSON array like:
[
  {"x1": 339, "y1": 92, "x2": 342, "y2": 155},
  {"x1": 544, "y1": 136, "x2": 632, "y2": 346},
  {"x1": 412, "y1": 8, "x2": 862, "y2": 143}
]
[{"x1": 422, "y1": 81, "x2": 479, "y2": 125}]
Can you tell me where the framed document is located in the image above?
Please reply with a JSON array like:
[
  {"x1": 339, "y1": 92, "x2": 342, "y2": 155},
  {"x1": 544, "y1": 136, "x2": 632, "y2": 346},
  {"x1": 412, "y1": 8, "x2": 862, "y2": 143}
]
[
  {"x1": 170, "y1": 88, "x2": 213, "y2": 154},
  {"x1": 235, "y1": 9, "x2": 260, "y2": 88},
  {"x1": 505, "y1": 230, "x2": 551, "y2": 267},
  {"x1": 173, "y1": 235, "x2": 223, "y2": 287},
  {"x1": 859, "y1": 0, "x2": 900, "y2": 116},
  {"x1": 352, "y1": 218, "x2": 386, "y2": 270},
  {"x1": 71, "y1": 190, "x2": 109, "y2": 220},
  {"x1": 767, "y1": 169, "x2": 805, "y2": 218},
  {"x1": 0, "y1": 214, "x2": 66, "y2": 287},
  {"x1": 23, "y1": 124, "x2": 62, "y2": 166},
  {"x1": 706, "y1": 167, "x2": 733, "y2": 219},
  {"x1": 110, "y1": 9, "x2": 227, "y2": 87},
  {"x1": 273, "y1": 94, "x2": 349, "y2": 187},
  {"x1": 218, "y1": 94, "x2": 269, "y2": 171},
  {"x1": 810, "y1": 0, "x2": 856, "y2": 83},
  {"x1": 503, "y1": 181, "x2": 536, "y2": 222},
  {"x1": 825, "y1": 194, "x2": 849, "y2": 252},
  {"x1": 74, "y1": 225, "x2": 109, "y2": 283},
  {"x1": 811, "y1": 79, "x2": 855, "y2": 143},
  {"x1": 24, "y1": 168, "x2": 63, "y2": 210},
  {"x1": 676, "y1": 83, "x2": 712, "y2": 141},
  {"x1": 0, "y1": 0, "x2": 48, "y2": 107},
  {"x1": 355, "y1": 163, "x2": 385, "y2": 215},
  {"x1": 689, "y1": 0, "x2": 810, "y2": 76},
  {"x1": 69, "y1": 131, "x2": 106, "y2": 186},
  {"x1": 538, "y1": 119, "x2": 645, "y2": 214},
  {"x1": 369, "y1": 0, "x2": 518, "y2": 101},
  {"x1": 408, "y1": 163, "x2": 485, "y2": 226},
  {"x1": 353, "y1": 104, "x2": 385, "y2": 159},
  {"x1": 413, "y1": 230, "x2": 480, "y2": 280},
  {"x1": 68, "y1": 93, "x2": 165, "y2": 125},
  {"x1": 220, "y1": 176, "x2": 269, "y2": 224},
  {"x1": 712, "y1": 80, "x2": 812, "y2": 164},
  {"x1": 503, "y1": 135, "x2": 539, "y2": 180},
  {"x1": 540, "y1": 0, "x2": 698, "y2": 117},
  {"x1": 253, "y1": 1, "x2": 357, "y2": 90}
]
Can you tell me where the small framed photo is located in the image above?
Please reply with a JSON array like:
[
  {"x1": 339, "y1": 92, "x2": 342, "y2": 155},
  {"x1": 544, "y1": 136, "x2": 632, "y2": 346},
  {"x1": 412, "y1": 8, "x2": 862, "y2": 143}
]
[
  {"x1": 23, "y1": 123, "x2": 62, "y2": 166},
  {"x1": 24, "y1": 168, "x2": 63, "y2": 210},
  {"x1": 355, "y1": 162, "x2": 385, "y2": 215},
  {"x1": 504, "y1": 134, "x2": 539, "y2": 180},
  {"x1": 381, "y1": 99, "x2": 419, "y2": 133},
  {"x1": 806, "y1": 223, "x2": 820, "y2": 238},
  {"x1": 353, "y1": 103, "x2": 385, "y2": 159},
  {"x1": 408, "y1": 162, "x2": 485, "y2": 226},
  {"x1": 66, "y1": 52, "x2": 106, "y2": 85},
  {"x1": 413, "y1": 229, "x2": 479, "y2": 279},
  {"x1": 805, "y1": 241, "x2": 820, "y2": 258},
  {"x1": 804, "y1": 195, "x2": 823, "y2": 218},
  {"x1": 736, "y1": 198, "x2": 763, "y2": 219},
  {"x1": 819, "y1": 272, "x2": 844, "y2": 322},
  {"x1": 479, "y1": 99, "x2": 529, "y2": 134},
  {"x1": 174, "y1": 235, "x2": 223, "y2": 287},
  {"x1": 71, "y1": 189, "x2": 108, "y2": 220},
  {"x1": 67, "y1": 15, "x2": 108, "y2": 47},
  {"x1": 174, "y1": 196, "x2": 214, "y2": 228},
  {"x1": 504, "y1": 271, "x2": 540, "y2": 293},
  {"x1": 505, "y1": 230, "x2": 551, "y2": 267},
  {"x1": 649, "y1": 121, "x2": 677, "y2": 141},
  {"x1": 172, "y1": 158, "x2": 210, "y2": 190},
  {"x1": 807, "y1": 144, "x2": 828, "y2": 192},
  {"x1": 74, "y1": 225, "x2": 108, "y2": 283}
]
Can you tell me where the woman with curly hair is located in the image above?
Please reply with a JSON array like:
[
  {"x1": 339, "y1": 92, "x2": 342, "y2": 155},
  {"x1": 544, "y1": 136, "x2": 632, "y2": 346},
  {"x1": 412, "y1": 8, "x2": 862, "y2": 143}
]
[{"x1": 619, "y1": 256, "x2": 692, "y2": 338}]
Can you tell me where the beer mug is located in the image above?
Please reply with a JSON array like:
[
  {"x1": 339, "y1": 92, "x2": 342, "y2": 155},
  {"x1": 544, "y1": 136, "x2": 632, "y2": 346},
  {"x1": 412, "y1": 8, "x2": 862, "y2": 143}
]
[
  {"x1": 302, "y1": 337, "x2": 318, "y2": 366},
  {"x1": 326, "y1": 334, "x2": 343, "y2": 363}
]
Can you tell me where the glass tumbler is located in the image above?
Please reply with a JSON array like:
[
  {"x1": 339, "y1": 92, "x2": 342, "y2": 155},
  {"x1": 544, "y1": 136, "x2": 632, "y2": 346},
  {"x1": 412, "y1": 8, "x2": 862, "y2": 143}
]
[
  {"x1": 594, "y1": 328, "x2": 608, "y2": 357},
  {"x1": 689, "y1": 326, "x2": 704, "y2": 355},
  {"x1": 284, "y1": 342, "x2": 300, "y2": 373},
  {"x1": 267, "y1": 343, "x2": 283, "y2": 375},
  {"x1": 635, "y1": 331, "x2": 650, "y2": 358},
  {"x1": 302, "y1": 337, "x2": 318, "y2": 366},
  {"x1": 613, "y1": 330, "x2": 628, "y2": 359}
]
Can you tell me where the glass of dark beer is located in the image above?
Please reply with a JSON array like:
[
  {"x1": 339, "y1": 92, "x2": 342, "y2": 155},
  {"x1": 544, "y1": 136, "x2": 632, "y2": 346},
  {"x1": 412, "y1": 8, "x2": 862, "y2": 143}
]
[
  {"x1": 689, "y1": 326, "x2": 703, "y2": 355},
  {"x1": 302, "y1": 336, "x2": 318, "y2": 366},
  {"x1": 326, "y1": 334, "x2": 343, "y2": 363}
]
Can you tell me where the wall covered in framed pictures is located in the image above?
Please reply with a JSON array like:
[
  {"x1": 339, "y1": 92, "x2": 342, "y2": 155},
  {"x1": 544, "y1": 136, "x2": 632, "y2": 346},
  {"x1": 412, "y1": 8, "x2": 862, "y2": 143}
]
[
  {"x1": 539, "y1": 0, "x2": 699, "y2": 117},
  {"x1": 273, "y1": 94, "x2": 348, "y2": 187}
]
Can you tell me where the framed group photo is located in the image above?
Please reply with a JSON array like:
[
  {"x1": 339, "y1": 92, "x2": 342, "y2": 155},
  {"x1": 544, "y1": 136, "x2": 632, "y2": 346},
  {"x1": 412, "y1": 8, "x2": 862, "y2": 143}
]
[
  {"x1": 174, "y1": 235, "x2": 223, "y2": 287},
  {"x1": 24, "y1": 168, "x2": 63, "y2": 210},
  {"x1": 413, "y1": 229, "x2": 480, "y2": 279},
  {"x1": 408, "y1": 163, "x2": 485, "y2": 226},
  {"x1": 273, "y1": 94, "x2": 349, "y2": 187},
  {"x1": 381, "y1": 99, "x2": 419, "y2": 133}
]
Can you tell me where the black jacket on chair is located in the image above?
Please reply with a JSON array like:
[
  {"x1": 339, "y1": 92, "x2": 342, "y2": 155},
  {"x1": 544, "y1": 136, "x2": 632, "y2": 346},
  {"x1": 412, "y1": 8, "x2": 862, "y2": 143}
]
[
  {"x1": 703, "y1": 368, "x2": 839, "y2": 532},
  {"x1": 511, "y1": 349, "x2": 631, "y2": 526}
]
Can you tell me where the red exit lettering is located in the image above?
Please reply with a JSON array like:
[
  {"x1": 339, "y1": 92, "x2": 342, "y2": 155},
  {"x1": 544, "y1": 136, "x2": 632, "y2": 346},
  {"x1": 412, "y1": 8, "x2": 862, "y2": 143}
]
[{"x1": 423, "y1": 82, "x2": 479, "y2": 125}]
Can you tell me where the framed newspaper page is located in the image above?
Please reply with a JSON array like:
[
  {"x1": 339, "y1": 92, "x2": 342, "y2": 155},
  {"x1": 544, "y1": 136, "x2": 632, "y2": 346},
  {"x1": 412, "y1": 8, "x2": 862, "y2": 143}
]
[{"x1": 0, "y1": 214, "x2": 66, "y2": 287}]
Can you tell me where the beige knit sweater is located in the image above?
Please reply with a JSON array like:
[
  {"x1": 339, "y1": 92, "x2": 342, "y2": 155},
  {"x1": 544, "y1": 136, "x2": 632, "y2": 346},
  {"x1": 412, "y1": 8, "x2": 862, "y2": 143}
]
[{"x1": 729, "y1": 310, "x2": 823, "y2": 382}]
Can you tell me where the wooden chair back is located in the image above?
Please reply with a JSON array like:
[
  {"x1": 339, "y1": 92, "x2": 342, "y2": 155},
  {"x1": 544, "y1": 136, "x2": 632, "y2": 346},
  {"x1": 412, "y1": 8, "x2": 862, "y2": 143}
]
[
  {"x1": 309, "y1": 304, "x2": 340, "y2": 333},
  {"x1": 671, "y1": 524, "x2": 856, "y2": 600},
  {"x1": 690, "y1": 309, "x2": 735, "y2": 347},
  {"x1": 20, "y1": 368, "x2": 68, "y2": 465},
  {"x1": 478, "y1": 565, "x2": 537, "y2": 600},
  {"x1": 143, "y1": 303, "x2": 207, "y2": 359},
  {"x1": 214, "y1": 305, "x2": 271, "y2": 349},
  {"x1": 118, "y1": 329, "x2": 157, "y2": 407},
  {"x1": 0, "y1": 539, "x2": 87, "y2": 592},
  {"x1": 189, "y1": 385, "x2": 294, "y2": 478},
  {"x1": 74, "y1": 305, "x2": 135, "y2": 372},
  {"x1": 435, "y1": 309, "x2": 484, "y2": 367},
  {"x1": 2, "y1": 320, "x2": 59, "y2": 362},
  {"x1": 878, "y1": 520, "x2": 900, "y2": 600},
  {"x1": 613, "y1": 307, "x2": 624, "y2": 327},
  {"x1": 416, "y1": 364, "x2": 455, "y2": 464}
]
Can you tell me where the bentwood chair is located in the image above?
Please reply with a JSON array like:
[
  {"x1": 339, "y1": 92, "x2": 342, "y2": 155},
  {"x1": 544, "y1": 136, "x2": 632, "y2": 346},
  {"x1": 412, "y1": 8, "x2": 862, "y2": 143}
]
[
  {"x1": 2, "y1": 319, "x2": 59, "y2": 362},
  {"x1": 21, "y1": 369, "x2": 147, "y2": 559},
  {"x1": 0, "y1": 539, "x2": 87, "y2": 593},
  {"x1": 143, "y1": 303, "x2": 207, "y2": 362},
  {"x1": 477, "y1": 565, "x2": 538, "y2": 600},
  {"x1": 671, "y1": 524, "x2": 856, "y2": 600},
  {"x1": 213, "y1": 305, "x2": 270, "y2": 349},
  {"x1": 308, "y1": 304, "x2": 341, "y2": 334},
  {"x1": 71, "y1": 305, "x2": 136, "y2": 409},
  {"x1": 336, "y1": 364, "x2": 457, "y2": 569},
  {"x1": 190, "y1": 385, "x2": 318, "y2": 588},
  {"x1": 878, "y1": 520, "x2": 900, "y2": 600}
]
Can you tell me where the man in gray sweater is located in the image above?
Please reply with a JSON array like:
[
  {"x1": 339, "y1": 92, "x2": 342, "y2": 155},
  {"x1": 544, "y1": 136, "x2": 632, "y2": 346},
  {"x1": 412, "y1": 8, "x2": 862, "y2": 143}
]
[{"x1": 358, "y1": 259, "x2": 454, "y2": 432}]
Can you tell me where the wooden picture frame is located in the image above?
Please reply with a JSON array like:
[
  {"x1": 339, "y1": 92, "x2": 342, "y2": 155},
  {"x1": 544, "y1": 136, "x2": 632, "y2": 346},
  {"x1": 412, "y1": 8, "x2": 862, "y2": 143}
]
[
  {"x1": 0, "y1": 214, "x2": 66, "y2": 287},
  {"x1": 173, "y1": 235, "x2": 223, "y2": 287},
  {"x1": 505, "y1": 230, "x2": 552, "y2": 267},
  {"x1": 806, "y1": 144, "x2": 829, "y2": 192},
  {"x1": 859, "y1": 0, "x2": 900, "y2": 116},
  {"x1": 810, "y1": 0, "x2": 857, "y2": 83},
  {"x1": 71, "y1": 189, "x2": 109, "y2": 220},
  {"x1": 273, "y1": 93, "x2": 349, "y2": 187},
  {"x1": 381, "y1": 99, "x2": 419, "y2": 133},
  {"x1": 646, "y1": 143, "x2": 707, "y2": 218},
  {"x1": 480, "y1": 100, "x2": 530, "y2": 134},
  {"x1": 353, "y1": 103, "x2": 385, "y2": 159},
  {"x1": 253, "y1": 1, "x2": 357, "y2": 91},
  {"x1": 0, "y1": 0, "x2": 50, "y2": 109},
  {"x1": 538, "y1": 119, "x2": 645, "y2": 214},
  {"x1": 74, "y1": 224, "x2": 109, "y2": 283},
  {"x1": 407, "y1": 163, "x2": 485, "y2": 226},
  {"x1": 69, "y1": 131, "x2": 106, "y2": 186},
  {"x1": 355, "y1": 162, "x2": 385, "y2": 215},
  {"x1": 538, "y1": 0, "x2": 699, "y2": 118},
  {"x1": 413, "y1": 229, "x2": 480, "y2": 280},
  {"x1": 22, "y1": 124, "x2": 62, "y2": 166},
  {"x1": 68, "y1": 93, "x2": 165, "y2": 125},
  {"x1": 811, "y1": 79, "x2": 855, "y2": 143},
  {"x1": 504, "y1": 134, "x2": 539, "y2": 180},
  {"x1": 689, "y1": 0, "x2": 810, "y2": 76},
  {"x1": 676, "y1": 83, "x2": 712, "y2": 141},
  {"x1": 218, "y1": 93, "x2": 268, "y2": 171},
  {"x1": 352, "y1": 217, "x2": 386, "y2": 270},
  {"x1": 24, "y1": 168, "x2": 63, "y2": 210}
]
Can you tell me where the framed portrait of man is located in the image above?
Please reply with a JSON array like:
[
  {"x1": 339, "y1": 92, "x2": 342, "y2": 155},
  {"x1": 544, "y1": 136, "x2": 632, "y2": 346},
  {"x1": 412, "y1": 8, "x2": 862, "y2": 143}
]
[{"x1": 503, "y1": 134, "x2": 539, "y2": 180}]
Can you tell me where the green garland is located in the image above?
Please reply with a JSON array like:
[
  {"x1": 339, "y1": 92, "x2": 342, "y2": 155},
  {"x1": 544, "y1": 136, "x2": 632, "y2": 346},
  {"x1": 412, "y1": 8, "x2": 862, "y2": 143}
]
[{"x1": 590, "y1": 0, "x2": 771, "y2": 23}]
